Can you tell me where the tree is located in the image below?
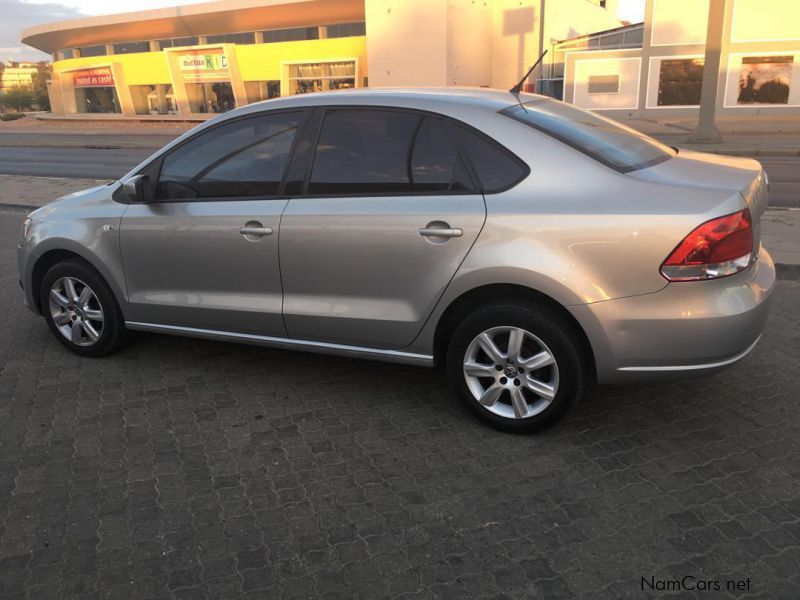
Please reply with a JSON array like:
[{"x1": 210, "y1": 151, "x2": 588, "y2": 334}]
[
  {"x1": 1, "y1": 86, "x2": 34, "y2": 112},
  {"x1": 31, "y1": 72, "x2": 51, "y2": 111}
]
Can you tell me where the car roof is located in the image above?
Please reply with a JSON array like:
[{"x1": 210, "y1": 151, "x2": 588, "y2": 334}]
[{"x1": 229, "y1": 87, "x2": 541, "y2": 117}]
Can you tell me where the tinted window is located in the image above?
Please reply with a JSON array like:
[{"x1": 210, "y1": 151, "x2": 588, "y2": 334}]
[
  {"x1": 157, "y1": 112, "x2": 302, "y2": 200},
  {"x1": 206, "y1": 32, "x2": 255, "y2": 45},
  {"x1": 310, "y1": 110, "x2": 417, "y2": 194},
  {"x1": 501, "y1": 98, "x2": 674, "y2": 173},
  {"x1": 411, "y1": 118, "x2": 473, "y2": 192},
  {"x1": 113, "y1": 41, "x2": 150, "y2": 55},
  {"x1": 456, "y1": 128, "x2": 528, "y2": 192},
  {"x1": 309, "y1": 110, "x2": 474, "y2": 195}
]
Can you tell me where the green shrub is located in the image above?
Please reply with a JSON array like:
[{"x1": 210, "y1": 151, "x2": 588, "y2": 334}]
[{"x1": 1, "y1": 113, "x2": 26, "y2": 121}]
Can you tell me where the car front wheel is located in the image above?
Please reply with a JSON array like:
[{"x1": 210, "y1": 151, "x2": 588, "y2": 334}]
[
  {"x1": 446, "y1": 303, "x2": 587, "y2": 433},
  {"x1": 40, "y1": 260, "x2": 128, "y2": 357}
]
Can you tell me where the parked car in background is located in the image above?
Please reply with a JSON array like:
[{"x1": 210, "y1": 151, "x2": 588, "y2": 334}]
[{"x1": 17, "y1": 89, "x2": 775, "y2": 432}]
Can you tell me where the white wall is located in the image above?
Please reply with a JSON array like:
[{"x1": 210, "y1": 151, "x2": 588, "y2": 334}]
[
  {"x1": 446, "y1": 0, "x2": 493, "y2": 87},
  {"x1": 573, "y1": 55, "x2": 641, "y2": 109},
  {"x1": 365, "y1": 0, "x2": 449, "y2": 87},
  {"x1": 650, "y1": 0, "x2": 709, "y2": 46},
  {"x1": 731, "y1": 0, "x2": 800, "y2": 42}
]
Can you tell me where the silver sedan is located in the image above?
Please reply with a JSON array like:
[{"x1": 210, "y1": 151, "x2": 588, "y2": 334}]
[{"x1": 17, "y1": 88, "x2": 775, "y2": 432}]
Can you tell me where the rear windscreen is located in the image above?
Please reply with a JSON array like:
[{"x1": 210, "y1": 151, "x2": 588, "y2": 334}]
[{"x1": 501, "y1": 98, "x2": 675, "y2": 173}]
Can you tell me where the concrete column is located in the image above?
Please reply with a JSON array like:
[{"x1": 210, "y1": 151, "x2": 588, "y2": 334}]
[
  {"x1": 689, "y1": 0, "x2": 725, "y2": 143},
  {"x1": 106, "y1": 44, "x2": 115, "y2": 56},
  {"x1": 149, "y1": 40, "x2": 160, "y2": 52},
  {"x1": 156, "y1": 84, "x2": 168, "y2": 114}
]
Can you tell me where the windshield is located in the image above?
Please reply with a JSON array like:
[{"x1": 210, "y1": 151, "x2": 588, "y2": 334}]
[{"x1": 501, "y1": 98, "x2": 675, "y2": 173}]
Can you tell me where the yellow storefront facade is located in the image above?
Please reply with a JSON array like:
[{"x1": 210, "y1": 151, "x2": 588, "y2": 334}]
[
  {"x1": 22, "y1": 0, "x2": 368, "y2": 117},
  {"x1": 47, "y1": 37, "x2": 366, "y2": 116}
]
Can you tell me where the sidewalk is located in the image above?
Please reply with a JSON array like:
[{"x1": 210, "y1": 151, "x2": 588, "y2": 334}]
[
  {"x1": 615, "y1": 114, "x2": 800, "y2": 157},
  {"x1": 2, "y1": 174, "x2": 798, "y2": 271}
]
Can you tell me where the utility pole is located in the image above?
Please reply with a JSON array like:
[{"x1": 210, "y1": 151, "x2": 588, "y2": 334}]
[{"x1": 689, "y1": 0, "x2": 726, "y2": 143}]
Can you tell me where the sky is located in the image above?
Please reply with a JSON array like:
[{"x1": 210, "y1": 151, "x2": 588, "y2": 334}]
[{"x1": 4, "y1": 0, "x2": 647, "y2": 62}]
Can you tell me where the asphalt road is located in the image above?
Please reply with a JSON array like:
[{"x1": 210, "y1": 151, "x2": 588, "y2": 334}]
[
  {"x1": 0, "y1": 146, "x2": 797, "y2": 206},
  {"x1": 0, "y1": 147, "x2": 153, "y2": 180},
  {"x1": 1, "y1": 205, "x2": 799, "y2": 599}
]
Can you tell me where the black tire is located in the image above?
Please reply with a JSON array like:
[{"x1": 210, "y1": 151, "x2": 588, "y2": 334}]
[
  {"x1": 446, "y1": 303, "x2": 586, "y2": 433},
  {"x1": 40, "y1": 260, "x2": 128, "y2": 357}
]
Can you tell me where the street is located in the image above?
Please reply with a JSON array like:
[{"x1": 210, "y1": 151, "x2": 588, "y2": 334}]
[
  {"x1": 0, "y1": 206, "x2": 799, "y2": 599},
  {"x1": 0, "y1": 147, "x2": 152, "y2": 180},
  {"x1": 0, "y1": 145, "x2": 797, "y2": 206}
]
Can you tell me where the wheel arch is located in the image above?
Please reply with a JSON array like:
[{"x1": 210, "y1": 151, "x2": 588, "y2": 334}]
[
  {"x1": 432, "y1": 283, "x2": 597, "y2": 382},
  {"x1": 31, "y1": 248, "x2": 123, "y2": 316}
]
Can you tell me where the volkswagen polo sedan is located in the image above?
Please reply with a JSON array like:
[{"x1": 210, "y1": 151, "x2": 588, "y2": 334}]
[{"x1": 17, "y1": 88, "x2": 775, "y2": 432}]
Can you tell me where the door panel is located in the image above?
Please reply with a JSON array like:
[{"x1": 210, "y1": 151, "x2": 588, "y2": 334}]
[
  {"x1": 280, "y1": 195, "x2": 485, "y2": 348},
  {"x1": 121, "y1": 200, "x2": 287, "y2": 335}
]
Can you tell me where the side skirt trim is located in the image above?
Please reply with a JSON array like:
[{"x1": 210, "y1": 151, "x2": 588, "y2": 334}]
[{"x1": 124, "y1": 321, "x2": 435, "y2": 367}]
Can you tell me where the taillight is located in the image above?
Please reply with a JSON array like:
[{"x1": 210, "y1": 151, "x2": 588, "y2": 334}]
[{"x1": 661, "y1": 208, "x2": 753, "y2": 281}]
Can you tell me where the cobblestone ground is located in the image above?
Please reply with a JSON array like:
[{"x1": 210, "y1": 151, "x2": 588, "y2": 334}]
[{"x1": 1, "y1": 208, "x2": 799, "y2": 599}]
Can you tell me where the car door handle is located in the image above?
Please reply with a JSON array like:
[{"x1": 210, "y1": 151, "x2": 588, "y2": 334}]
[
  {"x1": 239, "y1": 226, "x2": 273, "y2": 236},
  {"x1": 419, "y1": 227, "x2": 463, "y2": 238}
]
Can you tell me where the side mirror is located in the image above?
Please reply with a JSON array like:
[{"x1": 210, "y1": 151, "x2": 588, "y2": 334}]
[{"x1": 122, "y1": 174, "x2": 151, "y2": 203}]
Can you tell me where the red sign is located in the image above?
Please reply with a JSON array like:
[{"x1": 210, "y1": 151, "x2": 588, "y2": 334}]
[{"x1": 72, "y1": 67, "x2": 114, "y2": 87}]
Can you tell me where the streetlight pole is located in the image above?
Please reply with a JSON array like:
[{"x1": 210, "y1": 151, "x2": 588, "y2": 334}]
[{"x1": 689, "y1": 0, "x2": 726, "y2": 143}]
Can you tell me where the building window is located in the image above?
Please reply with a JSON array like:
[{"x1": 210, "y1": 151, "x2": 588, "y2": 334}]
[
  {"x1": 185, "y1": 82, "x2": 236, "y2": 113},
  {"x1": 261, "y1": 27, "x2": 320, "y2": 43},
  {"x1": 113, "y1": 41, "x2": 150, "y2": 55},
  {"x1": 587, "y1": 74, "x2": 620, "y2": 94},
  {"x1": 245, "y1": 80, "x2": 281, "y2": 103},
  {"x1": 205, "y1": 32, "x2": 256, "y2": 45},
  {"x1": 78, "y1": 45, "x2": 106, "y2": 58},
  {"x1": 57, "y1": 49, "x2": 75, "y2": 60},
  {"x1": 76, "y1": 87, "x2": 120, "y2": 113},
  {"x1": 657, "y1": 58, "x2": 704, "y2": 106},
  {"x1": 158, "y1": 37, "x2": 199, "y2": 49},
  {"x1": 287, "y1": 61, "x2": 356, "y2": 95},
  {"x1": 326, "y1": 22, "x2": 366, "y2": 39}
]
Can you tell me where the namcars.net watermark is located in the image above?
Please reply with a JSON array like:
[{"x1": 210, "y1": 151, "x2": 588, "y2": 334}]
[{"x1": 642, "y1": 575, "x2": 752, "y2": 593}]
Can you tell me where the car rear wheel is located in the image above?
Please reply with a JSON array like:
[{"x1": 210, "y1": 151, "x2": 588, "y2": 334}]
[
  {"x1": 40, "y1": 260, "x2": 128, "y2": 357},
  {"x1": 446, "y1": 303, "x2": 586, "y2": 433}
]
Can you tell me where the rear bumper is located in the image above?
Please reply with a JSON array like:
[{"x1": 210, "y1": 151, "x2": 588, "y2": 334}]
[{"x1": 571, "y1": 248, "x2": 776, "y2": 384}]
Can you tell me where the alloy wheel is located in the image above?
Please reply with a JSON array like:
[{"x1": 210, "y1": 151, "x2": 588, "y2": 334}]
[
  {"x1": 48, "y1": 277, "x2": 104, "y2": 347},
  {"x1": 463, "y1": 326, "x2": 560, "y2": 419}
]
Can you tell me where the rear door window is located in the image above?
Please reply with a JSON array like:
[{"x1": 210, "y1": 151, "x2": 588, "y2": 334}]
[{"x1": 308, "y1": 109, "x2": 476, "y2": 195}]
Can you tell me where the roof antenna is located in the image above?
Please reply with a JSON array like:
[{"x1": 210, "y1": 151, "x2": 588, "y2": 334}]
[{"x1": 509, "y1": 49, "x2": 547, "y2": 111}]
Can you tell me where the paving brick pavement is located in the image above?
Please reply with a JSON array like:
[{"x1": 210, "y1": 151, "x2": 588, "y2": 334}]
[{"x1": 0, "y1": 207, "x2": 799, "y2": 599}]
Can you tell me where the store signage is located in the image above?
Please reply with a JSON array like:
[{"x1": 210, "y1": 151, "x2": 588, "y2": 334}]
[
  {"x1": 179, "y1": 50, "x2": 229, "y2": 76},
  {"x1": 72, "y1": 67, "x2": 114, "y2": 87}
]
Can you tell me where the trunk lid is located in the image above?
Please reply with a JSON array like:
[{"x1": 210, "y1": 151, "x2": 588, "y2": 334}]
[{"x1": 629, "y1": 148, "x2": 768, "y2": 248}]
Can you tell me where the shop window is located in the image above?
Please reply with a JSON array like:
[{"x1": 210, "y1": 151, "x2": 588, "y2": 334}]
[
  {"x1": 206, "y1": 32, "x2": 255, "y2": 45},
  {"x1": 129, "y1": 85, "x2": 178, "y2": 115},
  {"x1": 287, "y1": 61, "x2": 356, "y2": 95},
  {"x1": 262, "y1": 27, "x2": 320, "y2": 43},
  {"x1": 326, "y1": 22, "x2": 366, "y2": 39},
  {"x1": 185, "y1": 82, "x2": 236, "y2": 113},
  {"x1": 75, "y1": 87, "x2": 120, "y2": 113},
  {"x1": 158, "y1": 37, "x2": 199, "y2": 49},
  {"x1": 113, "y1": 41, "x2": 150, "y2": 55},
  {"x1": 245, "y1": 81, "x2": 281, "y2": 103},
  {"x1": 78, "y1": 45, "x2": 106, "y2": 58}
]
